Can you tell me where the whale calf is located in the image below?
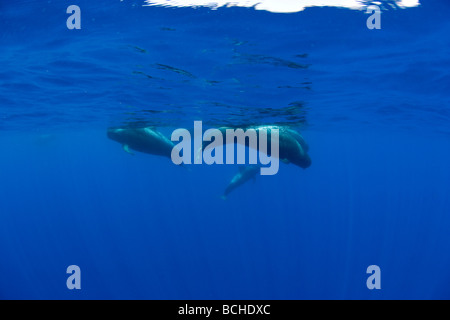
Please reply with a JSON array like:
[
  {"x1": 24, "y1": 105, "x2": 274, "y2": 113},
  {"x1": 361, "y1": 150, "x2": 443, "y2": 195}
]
[
  {"x1": 222, "y1": 165, "x2": 260, "y2": 200},
  {"x1": 107, "y1": 127, "x2": 175, "y2": 159}
]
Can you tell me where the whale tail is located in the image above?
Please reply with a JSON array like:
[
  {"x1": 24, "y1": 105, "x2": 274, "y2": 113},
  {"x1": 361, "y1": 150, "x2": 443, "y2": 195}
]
[{"x1": 220, "y1": 195, "x2": 227, "y2": 201}]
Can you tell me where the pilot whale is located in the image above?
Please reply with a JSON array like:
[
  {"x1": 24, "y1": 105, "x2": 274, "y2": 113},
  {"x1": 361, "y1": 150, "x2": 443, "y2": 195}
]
[
  {"x1": 201, "y1": 125, "x2": 311, "y2": 169},
  {"x1": 222, "y1": 165, "x2": 260, "y2": 200},
  {"x1": 107, "y1": 127, "x2": 175, "y2": 158}
]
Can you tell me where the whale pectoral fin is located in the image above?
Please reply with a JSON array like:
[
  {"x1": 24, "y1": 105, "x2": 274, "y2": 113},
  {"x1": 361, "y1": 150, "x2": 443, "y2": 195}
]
[
  {"x1": 282, "y1": 158, "x2": 290, "y2": 164},
  {"x1": 295, "y1": 140, "x2": 306, "y2": 157},
  {"x1": 123, "y1": 144, "x2": 135, "y2": 155}
]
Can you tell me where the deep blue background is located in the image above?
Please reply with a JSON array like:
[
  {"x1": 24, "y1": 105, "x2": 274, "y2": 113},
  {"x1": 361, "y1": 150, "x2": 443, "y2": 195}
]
[{"x1": 1, "y1": 1, "x2": 450, "y2": 299}]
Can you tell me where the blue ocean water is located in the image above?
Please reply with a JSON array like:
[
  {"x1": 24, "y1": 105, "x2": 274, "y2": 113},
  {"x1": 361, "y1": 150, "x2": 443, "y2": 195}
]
[{"x1": 1, "y1": 0, "x2": 450, "y2": 299}]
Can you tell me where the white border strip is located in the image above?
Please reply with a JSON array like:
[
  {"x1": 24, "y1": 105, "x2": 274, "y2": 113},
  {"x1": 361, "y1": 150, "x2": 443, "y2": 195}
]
[{"x1": 144, "y1": 0, "x2": 420, "y2": 13}]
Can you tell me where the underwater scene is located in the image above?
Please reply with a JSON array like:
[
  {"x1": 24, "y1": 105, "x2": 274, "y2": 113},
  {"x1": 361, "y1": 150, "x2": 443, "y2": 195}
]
[{"x1": 1, "y1": 0, "x2": 450, "y2": 299}]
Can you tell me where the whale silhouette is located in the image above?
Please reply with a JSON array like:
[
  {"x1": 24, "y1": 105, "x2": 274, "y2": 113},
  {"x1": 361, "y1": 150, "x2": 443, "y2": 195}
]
[{"x1": 107, "y1": 127, "x2": 175, "y2": 159}]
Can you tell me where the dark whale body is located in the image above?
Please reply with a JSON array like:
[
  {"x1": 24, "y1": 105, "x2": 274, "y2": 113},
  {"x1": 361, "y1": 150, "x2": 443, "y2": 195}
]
[
  {"x1": 107, "y1": 127, "x2": 174, "y2": 158},
  {"x1": 203, "y1": 125, "x2": 311, "y2": 169}
]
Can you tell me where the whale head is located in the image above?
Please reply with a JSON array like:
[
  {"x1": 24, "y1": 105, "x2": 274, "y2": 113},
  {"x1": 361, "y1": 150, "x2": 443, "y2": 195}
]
[
  {"x1": 107, "y1": 128, "x2": 130, "y2": 144},
  {"x1": 292, "y1": 153, "x2": 312, "y2": 169}
]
